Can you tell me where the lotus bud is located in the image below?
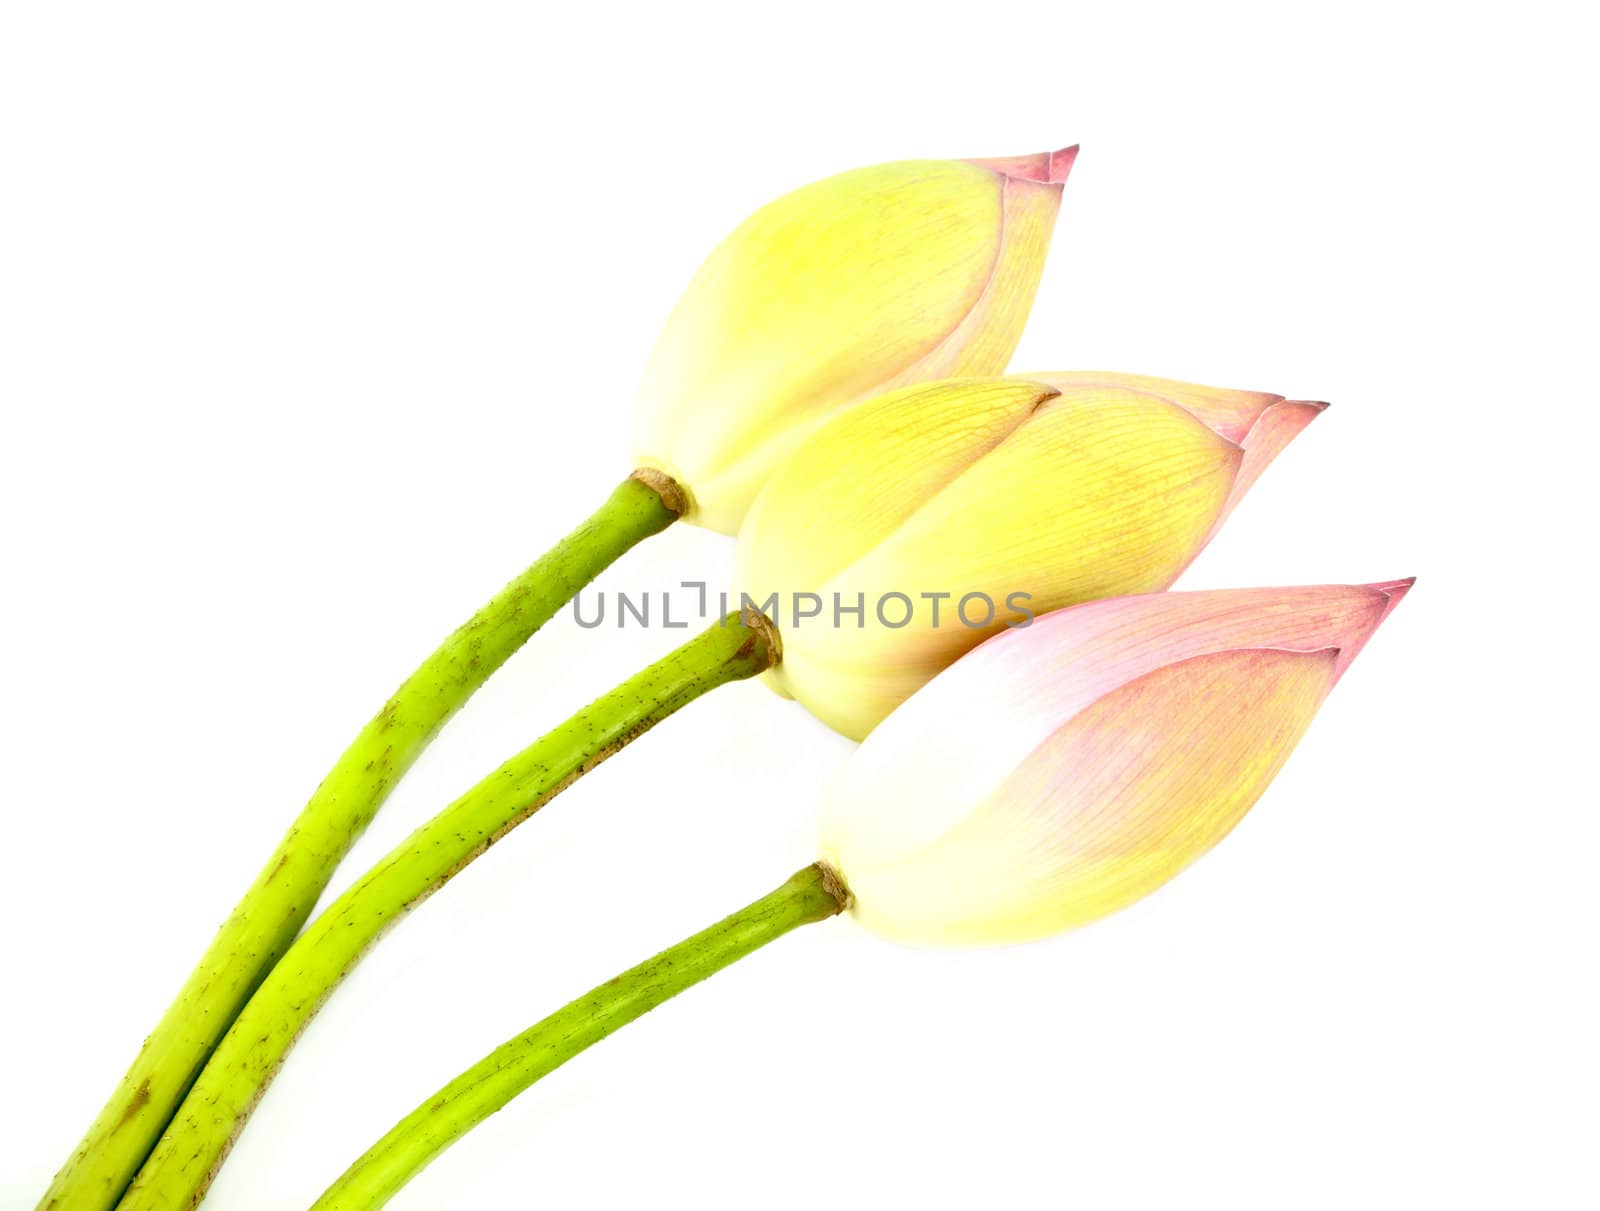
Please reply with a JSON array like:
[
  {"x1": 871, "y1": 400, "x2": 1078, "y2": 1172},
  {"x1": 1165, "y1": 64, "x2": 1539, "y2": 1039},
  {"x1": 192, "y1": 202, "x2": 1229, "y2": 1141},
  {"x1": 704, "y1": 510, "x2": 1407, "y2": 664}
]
[
  {"x1": 820, "y1": 581, "x2": 1412, "y2": 945},
  {"x1": 633, "y1": 147, "x2": 1077, "y2": 534},
  {"x1": 733, "y1": 372, "x2": 1326, "y2": 738}
]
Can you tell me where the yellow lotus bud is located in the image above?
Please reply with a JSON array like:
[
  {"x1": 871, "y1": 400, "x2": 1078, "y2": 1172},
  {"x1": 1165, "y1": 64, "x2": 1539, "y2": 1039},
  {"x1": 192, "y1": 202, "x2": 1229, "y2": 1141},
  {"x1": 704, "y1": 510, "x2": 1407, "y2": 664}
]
[
  {"x1": 733, "y1": 372, "x2": 1325, "y2": 738},
  {"x1": 821, "y1": 582, "x2": 1412, "y2": 945},
  {"x1": 633, "y1": 148, "x2": 1077, "y2": 534}
]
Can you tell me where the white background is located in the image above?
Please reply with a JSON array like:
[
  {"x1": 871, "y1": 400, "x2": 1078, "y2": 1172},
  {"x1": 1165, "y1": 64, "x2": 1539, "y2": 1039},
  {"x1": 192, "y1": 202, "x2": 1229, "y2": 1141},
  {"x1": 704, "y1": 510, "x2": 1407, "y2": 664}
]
[{"x1": 2, "y1": 3, "x2": 1595, "y2": 1208}]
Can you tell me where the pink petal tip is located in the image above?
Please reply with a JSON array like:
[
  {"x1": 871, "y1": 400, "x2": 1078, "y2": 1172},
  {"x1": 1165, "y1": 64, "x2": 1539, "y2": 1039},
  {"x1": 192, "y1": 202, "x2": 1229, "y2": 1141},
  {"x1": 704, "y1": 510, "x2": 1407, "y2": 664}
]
[
  {"x1": 1324, "y1": 578, "x2": 1414, "y2": 684},
  {"x1": 1367, "y1": 577, "x2": 1416, "y2": 625},
  {"x1": 1043, "y1": 144, "x2": 1079, "y2": 183},
  {"x1": 967, "y1": 143, "x2": 1079, "y2": 185}
]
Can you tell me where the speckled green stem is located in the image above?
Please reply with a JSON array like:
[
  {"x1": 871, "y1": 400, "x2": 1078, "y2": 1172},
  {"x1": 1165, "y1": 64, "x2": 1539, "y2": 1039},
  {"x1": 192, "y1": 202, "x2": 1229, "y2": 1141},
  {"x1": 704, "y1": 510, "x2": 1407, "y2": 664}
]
[
  {"x1": 311, "y1": 863, "x2": 847, "y2": 1211},
  {"x1": 40, "y1": 474, "x2": 680, "y2": 1211},
  {"x1": 116, "y1": 610, "x2": 777, "y2": 1211}
]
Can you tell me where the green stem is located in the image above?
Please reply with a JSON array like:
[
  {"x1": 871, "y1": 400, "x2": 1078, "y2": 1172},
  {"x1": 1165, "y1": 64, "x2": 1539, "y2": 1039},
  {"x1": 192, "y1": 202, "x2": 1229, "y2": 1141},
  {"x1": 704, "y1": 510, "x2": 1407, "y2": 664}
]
[
  {"x1": 115, "y1": 611, "x2": 776, "y2": 1210},
  {"x1": 312, "y1": 864, "x2": 847, "y2": 1211},
  {"x1": 39, "y1": 474, "x2": 680, "y2": 1211}
]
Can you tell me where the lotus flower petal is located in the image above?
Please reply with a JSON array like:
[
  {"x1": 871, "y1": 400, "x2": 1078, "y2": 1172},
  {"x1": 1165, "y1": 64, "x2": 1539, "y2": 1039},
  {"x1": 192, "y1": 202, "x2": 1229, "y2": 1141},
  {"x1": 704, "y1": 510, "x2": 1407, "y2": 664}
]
[
  {"x1": 736, "y1": 375, "x2": 1325, "y2": 738},
  {"x1": 634, "y1": 149, "x2": 1076, "y2": 534},
  {"x1": 820, "y1": 581, "x2": 1411, "y2": 944}
]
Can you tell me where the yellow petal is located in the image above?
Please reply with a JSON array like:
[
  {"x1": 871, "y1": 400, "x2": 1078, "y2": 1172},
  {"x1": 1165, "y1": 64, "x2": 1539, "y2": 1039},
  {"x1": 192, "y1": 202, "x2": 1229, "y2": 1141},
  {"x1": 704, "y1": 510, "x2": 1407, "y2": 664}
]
[
  {"x1": 633, "y1": 157, "x2": 1066, "y2": 534},
  {"x1": 733, "y1": 377, "x2": 1057, "y2": 614},
  {"x1": 1029, "y1": 372, "x2": 1328, "y2": 566},
  {"x1": 865, "y1": 384, "x2": 1241, "y2": 601},
  {"x1": 872, "y1": 164, "x2": 1068, "y2": 387},
  {"x1": 835, "y1": 647, "x2": 1340, "y2": 945},
  {"x1": 1031, "y1": 370, "x2": 1286, "y2": 442},
  {"x1": 768, "y1": 384, "x2": 1243, "y2": 737}
]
